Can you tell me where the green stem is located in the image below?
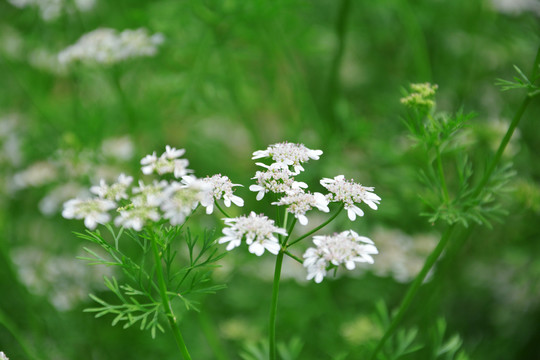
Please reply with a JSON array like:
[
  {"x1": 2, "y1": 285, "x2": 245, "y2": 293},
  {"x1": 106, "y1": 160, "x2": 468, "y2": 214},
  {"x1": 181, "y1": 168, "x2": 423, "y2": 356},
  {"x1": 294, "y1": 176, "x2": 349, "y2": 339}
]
[
  {"x1": 151, "y1": 234, "x2": 192, "y2": 360},
  {"x1": 287, "y1": 204, "x2": 344, "y2": 248},
  {"x1": 269, "y1": 251, "x2": 284, "y2": 360},
  {"x1": 0, "y1": 307, "x2": 41, "y2": 360},
  {"x1": 324, "y1": 0, "x2": 352, "y2": 129},
  {"x1": 370, "y1": 225, "x2": 456, "y2": 360},
  {"x1": 284, "y1": 250, "x2": 303, "y2": 264},
  {"x1": 214, "y1": 201, "x2": 231, "y2": 218},
  {"x1": 435, "y1": 145, "x2": 450, "y2": 203}
]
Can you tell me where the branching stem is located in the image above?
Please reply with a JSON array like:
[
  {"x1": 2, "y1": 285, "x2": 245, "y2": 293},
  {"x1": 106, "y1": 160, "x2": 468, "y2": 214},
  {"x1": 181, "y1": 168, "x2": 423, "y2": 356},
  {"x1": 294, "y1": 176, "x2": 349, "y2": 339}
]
[
  {"x1": 287, "y1": 204, "x2": 344, "y2": 248},
  {"x1": 151, "y1": 232, "x2": 192, "y2": 360}
]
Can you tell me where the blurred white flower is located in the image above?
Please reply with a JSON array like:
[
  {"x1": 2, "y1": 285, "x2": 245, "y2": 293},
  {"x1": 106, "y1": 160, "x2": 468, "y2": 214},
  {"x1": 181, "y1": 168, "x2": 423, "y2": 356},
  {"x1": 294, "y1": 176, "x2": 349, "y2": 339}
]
[
  {"x1": 272, "y1": 190, "x2": 329, "y2": 225},
  {"x1": 8, "y1": 0, "x2": 96, "y2": 21},
  {"x1": 160, "y1": 176, "x2": 212, "y2": 226},
  {"x1": 201, "y1": 174, "x2": 244, "y2": 214},
  {"x1": 252, "y1": 142, "x2": 323, "y2": 174},
  {"x1": 39, "y1": 182, "x2": 88, "y2": 215},
  {"x1": 490, "y1": 0, "x2": 540, "y2": 15},
  {"x1": 58, "y1": 28, "x2": 164, "y2": 65},
  {"x1": 114, "y1": 196, "x2": 160, "y2": 231},
  {"x1": 250, "y1": 162, "x2": 307, "y2": 201},
  {"x1": 101, "y1": 136, "x2": 134, "y2": 161},
  {"x1": 27, "y1": 48, "x2": 67, "y2": 75},
  {"x1": 132, "y1": 179, "x2": 168, "y2": 207},
  {"x1": 90, "y1": 173, "x2": 133, "y2": 201},
  {"x1": 62, "y1": 197, "x2": 116, "y2": 230},
  {"x1": 303, "y1": 230, "x2": 378, "y2": 283},
  {"x1": 140, "y1": 146, "x2": 191, "y2": 178},
  {"x1": 218, "y1": 212, "x2": 287, "y2": 256},
  {"x1": 320, "y1": 175, "x2": 381, "y2": 221},
  {"x1": 12, "y1": 161, "x2": 58, "y2": 189},
  {"x1": 0, "y1": 352, "x2": 8, "y2": 360}
]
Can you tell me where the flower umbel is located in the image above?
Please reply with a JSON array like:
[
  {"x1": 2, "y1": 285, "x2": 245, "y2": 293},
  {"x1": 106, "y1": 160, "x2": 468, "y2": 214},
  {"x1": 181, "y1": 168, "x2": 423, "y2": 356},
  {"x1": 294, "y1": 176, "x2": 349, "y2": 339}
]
[
  {"x1": 303, "y1": 230, "x2": 378, "y2": 283},
  {"x1": 252, "y1": 142, "x2": 323, "y2": 174},
  {"x1": 250, "y1": 162, "x2": 307, "y2": 201},
  {"x1": 201, "y1": 174, "x2": 244, "y2": 214},
  {"x1": 320, "y1": 175, "x2": 381, "y2": 221},
  {"x1": 218, "y1": 212, "x2": 287, "y2": 256},
  {"x1": 90, "y1": 173, "x2": 133, "y2": 201},
  {"x1": 62, "y1": 198, "x2": 116, "y2": 230},
  {"x1": 140, "y1": 146, "x2": 192, "y2": 178},
  {"x1": 272, "y1": 190, "x2": 329, "y2": 225}
]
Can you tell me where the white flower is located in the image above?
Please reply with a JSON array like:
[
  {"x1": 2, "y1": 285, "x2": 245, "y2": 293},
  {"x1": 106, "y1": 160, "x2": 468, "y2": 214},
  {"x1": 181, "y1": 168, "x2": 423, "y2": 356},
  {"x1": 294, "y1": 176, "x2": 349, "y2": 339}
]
[
  {"x1": 8, "y1": 0, "x2": 96, "y2": 21},
  {"x1": 90, "y1": 173, "x2": 133, "y2": 201},
  {"x1": 62, "y1": 197, "x2": 116, "y2": 230},
  {"x1": 58, "y1": 28, "x2": 164, "y2": 65},
  {"x1": 249, "y1": 162, "x2": 307, "y2": 201},
  {"x1": 303, "y1": 230, "x2": 378, "y2": 283},
  {"x1": 140, "y1": 146, "x2": 192, "y2": 178},
  {"x1": 0, "y1": 351, "x2": 9, "y2": 360},
  {"x1": 160, "y1": 176, "x2": 212, "y2": 225},
  {"x1": 132, "y1": 179, "x2": 168, "y2": 206},
  {"x1": 200, "y1": 174, "x2": 244, "y2": 214},
  {"x1": 114, "y1": 196, "x2": 160, "y2": 231},
  {"x1": 252, "y1": 142, "x2": 323, "y2": 174},
  {"x1": 218, "y1": 212, "x2": 287, "y2": 256},
  {"x1": 12, "y1": 161, "x2": 58, "y2": 189},
  {"x1": 101, "y1": 136, "x2": 134, "y2": 161},
  {"x1": 272, "y1": 191, "x2": 329, "y2": 225},
  {"x1": 320, "y1": 175, "x2": 381, "y2": 221}
]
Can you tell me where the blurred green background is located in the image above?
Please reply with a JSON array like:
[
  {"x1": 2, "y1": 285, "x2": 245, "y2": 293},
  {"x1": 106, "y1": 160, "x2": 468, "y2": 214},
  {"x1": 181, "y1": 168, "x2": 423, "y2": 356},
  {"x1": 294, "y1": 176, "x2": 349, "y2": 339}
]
[{"x1": 1, "y1": 0, "x2": 540, "y2": 359}]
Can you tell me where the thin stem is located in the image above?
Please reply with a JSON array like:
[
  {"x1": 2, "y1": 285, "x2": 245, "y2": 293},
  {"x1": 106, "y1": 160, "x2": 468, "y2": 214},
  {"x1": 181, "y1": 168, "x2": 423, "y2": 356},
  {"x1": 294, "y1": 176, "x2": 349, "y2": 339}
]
[
  {"x1": 269, "y1": 251, "x2": 284, "y2": 360},
  {"x1": 0, "y1": 307, "x2": 41, "y2": 360},
  {"x1": 287, "y1": 204, "x2": 344, "y2": 248},
  {"x1": 435, "y1": 145, "x2": 450, "y2": 203},
  {"x1": 284, "y1": 250, "x2": 303, "y2": 264},
  {"x1": 150, "y1": 233, "x2": 192, "y2": 360},
  {"x1": 214, "y1": 201, "x2": 231, "y2": 218},
  {"x1": 370, "y1": 225, "x2": 456, "y2": 360}
]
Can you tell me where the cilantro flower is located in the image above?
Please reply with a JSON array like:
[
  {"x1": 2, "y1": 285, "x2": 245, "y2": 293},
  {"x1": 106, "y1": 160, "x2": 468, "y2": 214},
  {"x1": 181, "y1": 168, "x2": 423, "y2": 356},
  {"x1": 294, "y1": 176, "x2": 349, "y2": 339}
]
[
  {"x1": 218, "y1": 212, "x2": 287, "y2": 256},
  {"x1": 140, "y1": 146, "x2": 192, "y2": 178},
  {"x1": 303, "y1": 230, "x2": 378, "y2": 283},
  {"x1": 90, "y1": 173, "x2": 133, "y2": 201},
  {"x1": 320, "y1": 175, "x2": 381, "y2": 221},
  {"x1": 272, "y1": 191, "x2": 329, "y2": 225},
  {"x1": 201, "y1": 174, "x2": 244, "y2": 214},
  {"x1": 249, "y1": 162, "x2": 307, "y2": 201},
  {"x1": 252, "y1": 142, "x2": 323, "y2": 174},
  {"x1": 62, "y1": 198, "x2": 116, "y2": 230}
]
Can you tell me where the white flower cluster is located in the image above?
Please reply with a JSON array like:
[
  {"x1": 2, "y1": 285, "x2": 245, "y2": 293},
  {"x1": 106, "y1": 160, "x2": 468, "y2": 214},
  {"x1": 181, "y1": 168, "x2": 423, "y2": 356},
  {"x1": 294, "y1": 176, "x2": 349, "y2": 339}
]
[
  {"x1": 303, "y1": 230, "x2": 378, "y2": 283},
  {"x1": 62, "y1": 146, "x2": 244, "y2": 231},
  {"x1": 218, "y1": 212, "x2": 286, "y2": 256},
  {"x1": 249, "y1": 142, "x2": 328, "y2": 225},
  {"x1": 321, "y1": 175, "x2": 381, "y2": 221},
  {"x1": 0, "y1": 351, "x2": 8, "y2": 360},
  {"x1": 8, "y1": 0, "x2": 95, "y2": 21},
  {"x1": 58, "y1": 28, "x2": 164, "y2": 66}
]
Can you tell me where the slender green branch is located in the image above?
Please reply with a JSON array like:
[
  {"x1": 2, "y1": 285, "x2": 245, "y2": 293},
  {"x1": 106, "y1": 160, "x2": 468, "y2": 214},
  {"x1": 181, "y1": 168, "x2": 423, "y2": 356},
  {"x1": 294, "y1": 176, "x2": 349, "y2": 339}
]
[
  {"x1": 150, "y1": 232, "x2": 192, "y2": 360},
  {"x1": 269, "y1": 251, "x2": 285, "y2": 360},
  {"x1": 0, "y1": 307, "x2": 41, "y2": 360},
  {"x1": 284, "y1": 250, "x2": 303, "y2": 264},
  {"x1": 370, "y1": 225, "x2": 457, "y2": 360},
  {"x1": 287, "y1": 204, "x2": 344, "y2": 248},
  {"x1": 214, "y1": 201, "x2": 231, "y2": 218},
  {"x1": 435, "y1": 145, "x2": 450, "y2": 203}
]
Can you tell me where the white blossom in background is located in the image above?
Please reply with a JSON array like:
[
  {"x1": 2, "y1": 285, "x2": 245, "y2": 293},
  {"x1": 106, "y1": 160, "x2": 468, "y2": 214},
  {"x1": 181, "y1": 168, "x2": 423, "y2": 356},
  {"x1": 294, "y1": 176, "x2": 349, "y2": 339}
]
[
  {"x1": 272, "y1": 190, "x2": 329, "y2": 225},
  {"x1": 101, "y1": 136, "x2": 134, "y2": 161},
  {"x1": 7, "y1": 0, "x2": 96, "y2": 21},
  {"x1": 62, "y1": 197, "x2": 116, "y2": 230},
  {"x1": 490, "y1": 0, "x2": 540, "y2": 15},
  {"x1": 39, "y1": 182, "x2": 89, "y2": 215},
  {"x1": 250, "y1": 162, "x2": 307, "y2": 201},
  {"x1": 303, "y1": 230, "x2": 378, "y2": 283},
  {"x1": 12, "y1": 161, "x2": 58, "y2": 190},
  {"x1": 160, "y1": 176, "x2": 212, "y2": 225},
  {"x1": 114, "y1": 196, "x2": 160, "y2": 231},
  {"x1": 28, "y1": 48, "x2": 67, "y2": 75},
  {"x1": 201, "y1": 174, "x2": 244, "y2": 214},
  {"x1": 0, "y1": 351, "x2": 8, "y2": 360},
  {"x1": 0, "y1": 114, "x2": 23, "y2": 167},
  {"x1": 252, "y1": 142, "x2": 323, "y2": 175},
  {"x1": 218, "y1": 212, "x2": 287, "y2": 256},
  {"x1": 91, "y1": 173, "x2": 133, "y2": 201},
  {"x1": 320, "y1": 175, "x2": 381, "y2": 221},
  {"x1": 140, "y1": 146, "x2": 191, "y2": 178},
  {"x1": 58, "y1": 28, "x2": 164, "y2": 66}
]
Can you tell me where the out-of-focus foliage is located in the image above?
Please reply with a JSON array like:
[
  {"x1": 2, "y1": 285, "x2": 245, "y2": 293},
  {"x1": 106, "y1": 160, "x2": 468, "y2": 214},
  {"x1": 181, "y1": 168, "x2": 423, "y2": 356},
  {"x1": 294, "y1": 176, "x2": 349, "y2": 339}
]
[{"x1": 1, "y1": 0, "x2": 539, "y2": 359}]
